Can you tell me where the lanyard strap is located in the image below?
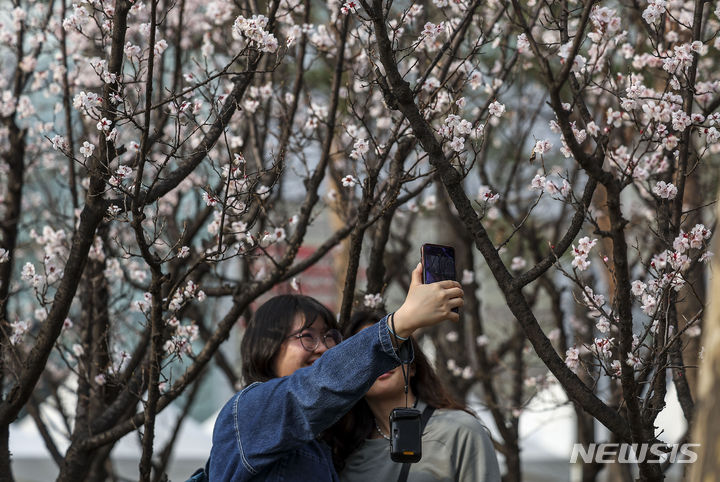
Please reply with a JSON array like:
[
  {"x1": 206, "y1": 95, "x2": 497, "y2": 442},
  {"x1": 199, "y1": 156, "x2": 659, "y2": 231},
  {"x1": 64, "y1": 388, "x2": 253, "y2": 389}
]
[
  {"x1": 390, "y1": 312, "x2": 412, "y2": 407},
  {"x1": 397, "y1": 405, "x2": 436, "y2": 482}
]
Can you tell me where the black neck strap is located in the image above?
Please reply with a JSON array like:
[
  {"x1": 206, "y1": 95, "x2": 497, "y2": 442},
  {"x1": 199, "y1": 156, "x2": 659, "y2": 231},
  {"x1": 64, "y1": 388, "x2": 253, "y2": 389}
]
[{"x1": 390, "y1": 312, "x2": 411, "y2": 407}]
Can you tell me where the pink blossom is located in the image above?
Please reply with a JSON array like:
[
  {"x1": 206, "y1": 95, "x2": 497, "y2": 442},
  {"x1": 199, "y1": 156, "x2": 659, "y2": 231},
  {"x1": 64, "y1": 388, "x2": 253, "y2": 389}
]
[
  {"x1": 631, "y1": 280, "x2": 646, "y2": 296},
  {"x1": 341, "y1": 175, "x2": 357, "y2": 187},
  {"x1": 652, "y1": 181, "x2": 677, "y2": 199},
  {"x1": 510, "y1": 257, "x2": 526, "y2": 271},
  {"x1": 274, "y1": 227, "x2": 286, "y2": 242},
  {"x1": 476, "y1": 185, "x2": 499, "y2": 204},
  {"x1": 626, "y1": 352, "x2": 642, "y2": 369},
  {"x1": 592, "y1": 337, "x2": 614, "y2": 358},
  {"x1": 341, "y1": 0, "x2": 358, "y2": 14},
  {"x1": 488, "y1": 101, "x2": 505, "y2": 117},
  {"x1": 350, "y1": 138, "x2": 369, "y2": 159},
  {"x1": 516, "y1": 33, "x2": 530, "y2": 53},
  {"x1": 449, "y1": 136, "x2": 465, "y2": 152},
  {"x1": 530, "y1": 174, "x2": 546, "y2": 191},
  {"x1": 422, "y1": 22, "x2": 444, "y2": 40},
  {"x1": 96, "y1": 117, "x2": 111, "y2": 131},
  {"x1": 641, "y1": 294, "x2": 657, "y2": 315},
  {"x1": 596, "y1": 318, "x2": 610, "y2": 334},
  {"x1": 673, "y1": 231, "x2": 690, "y2": 253},
  {"x1": 422, "y1": 195, "x2": 436, "y2": 210},
  {"x1": 79, "y1": 141, "x2": 95, "y2": 158},
  {"x1": 72, "y1": 344, "x2": 85, "y2": 357},
  {"x1": 154, "y1": 39, "x2": 168, "y2": 56},
  {"x1": 533, "y1": 139, "x2": 552, "y2": 155},
  {"x1": 363, "y1": 293, "x2": 383, "y2": 308},
  {"x1": 565, "y1": 346, "x2": 580, "y2": 370},
  {"x1": 202, "y1": 191, "x2": 218, "y2": 207}
]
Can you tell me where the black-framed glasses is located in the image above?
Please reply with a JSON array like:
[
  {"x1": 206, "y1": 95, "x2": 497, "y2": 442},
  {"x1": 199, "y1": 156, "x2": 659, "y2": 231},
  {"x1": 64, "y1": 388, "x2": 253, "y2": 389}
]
[{"x1": 288, "y1": 329, "x2": 342, "y2": 352}]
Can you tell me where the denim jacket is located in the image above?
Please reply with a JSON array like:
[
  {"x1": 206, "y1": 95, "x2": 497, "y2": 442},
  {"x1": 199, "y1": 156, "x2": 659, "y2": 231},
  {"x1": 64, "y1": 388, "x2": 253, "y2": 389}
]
[{"x1": 208, "y1": 317, "x2": 410, "y2": 481}]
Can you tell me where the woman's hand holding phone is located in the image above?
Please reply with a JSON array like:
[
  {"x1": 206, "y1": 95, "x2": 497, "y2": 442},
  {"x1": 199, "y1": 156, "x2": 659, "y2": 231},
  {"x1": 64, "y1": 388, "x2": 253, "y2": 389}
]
[{"x1": 392, "y1": 263, "x2": 464, "y2": 339}]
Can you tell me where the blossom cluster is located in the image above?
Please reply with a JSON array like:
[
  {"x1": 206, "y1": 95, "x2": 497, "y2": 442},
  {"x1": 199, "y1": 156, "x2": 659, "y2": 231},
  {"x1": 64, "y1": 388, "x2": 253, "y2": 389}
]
[
  {"x1": 529, "y1": 173, "x2": 571, "y2": 199},
  {"x1": 363, "y1": 293, "x2": 383, "y2": 308},
  {"x1": 232, "y1": 15, "x2": 278, "y2": 53},
  {"x1": 571, "y1": 236, "x2": 598, "y2": 271},
  {"x1": 163, "y1": 316, "x2": 200, "y2": 358}
]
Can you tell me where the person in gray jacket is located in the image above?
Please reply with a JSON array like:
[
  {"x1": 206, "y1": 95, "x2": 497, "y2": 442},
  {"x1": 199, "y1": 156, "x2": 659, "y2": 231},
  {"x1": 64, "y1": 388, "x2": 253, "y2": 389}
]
[{"x1": 326, "y1": 310, "x2": 501, "y2": 482}]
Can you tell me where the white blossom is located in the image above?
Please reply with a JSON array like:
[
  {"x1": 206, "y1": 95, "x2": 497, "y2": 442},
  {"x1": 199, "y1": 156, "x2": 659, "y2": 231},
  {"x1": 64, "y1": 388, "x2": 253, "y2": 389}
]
[
  {"x1": 488, "y1": 101, "x2": 505, "y2": 117},
  {"x1": 363, "y1": 293, "x2": 383, "y2": 308},
  {"x1": 565, "y1": 346, "x2": 580, "y2": 370}
]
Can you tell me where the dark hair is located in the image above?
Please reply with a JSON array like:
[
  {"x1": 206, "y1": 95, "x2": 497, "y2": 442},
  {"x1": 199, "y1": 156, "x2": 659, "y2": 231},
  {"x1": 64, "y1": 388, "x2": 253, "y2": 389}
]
[
  {"x1": 325, "y1": 309, "x2": 470, "y2": 471},
  {"x1": 241, "y1": 294, "x2": 338, "y2": 385}
]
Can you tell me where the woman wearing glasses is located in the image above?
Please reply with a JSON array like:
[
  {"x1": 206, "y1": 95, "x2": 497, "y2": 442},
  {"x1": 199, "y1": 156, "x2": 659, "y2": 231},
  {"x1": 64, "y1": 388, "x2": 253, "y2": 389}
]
[{"x1": 208, "y1": 264, "x2": 463, "y2": 481}]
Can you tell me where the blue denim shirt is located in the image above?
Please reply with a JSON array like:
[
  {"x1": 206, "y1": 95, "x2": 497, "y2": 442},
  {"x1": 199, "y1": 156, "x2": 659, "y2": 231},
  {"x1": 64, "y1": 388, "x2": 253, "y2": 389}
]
[{"x1": 208, "y1": 317, "x2": 410, "y2": 481}]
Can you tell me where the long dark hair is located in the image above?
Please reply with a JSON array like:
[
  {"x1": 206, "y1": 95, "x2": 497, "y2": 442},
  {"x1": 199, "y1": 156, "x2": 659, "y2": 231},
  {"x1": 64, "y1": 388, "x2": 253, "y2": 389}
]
[
  {"x1": 325, "y1": 309, "x2": 470, "y2": 471},
  {"x1": 241, "y1": 294, "x2": 338, "y2": 385}
]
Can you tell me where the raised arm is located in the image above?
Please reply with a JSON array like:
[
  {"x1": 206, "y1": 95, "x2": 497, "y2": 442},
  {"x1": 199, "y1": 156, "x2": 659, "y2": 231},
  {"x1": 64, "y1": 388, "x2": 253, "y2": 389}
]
[
  {"x1": 209, "y1": 265, "x2": 463, "y2": 480},
  {"x1": 392, "y1": 263, "x2": 464, "y2": 339},
  {"x1": 210, "y1": 318, "x2": 400, "y2": 480}
]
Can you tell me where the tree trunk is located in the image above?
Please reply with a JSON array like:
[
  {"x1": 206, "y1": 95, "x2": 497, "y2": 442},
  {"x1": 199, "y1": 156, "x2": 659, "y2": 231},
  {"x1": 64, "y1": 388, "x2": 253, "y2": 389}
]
[
  {"x1": 0, "y1": 121, "x2": 25, "y2": 482},
  {"x1": 676, "y1": 168, "x2": 705, "y2": 394},
  {"x1": 503, "y1": 441, "x2": 521, "y2": 482},
  {"x1": 0, "y1": 423, "x2": 12, "y2": 482},
  {"x1": 687, "y1": 187, "x2": 720, "y2": 481}
]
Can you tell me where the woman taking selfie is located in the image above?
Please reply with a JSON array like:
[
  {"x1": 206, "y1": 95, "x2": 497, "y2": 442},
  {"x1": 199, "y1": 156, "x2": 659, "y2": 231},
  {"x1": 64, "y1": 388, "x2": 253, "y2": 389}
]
[
  {"x1": 327, "y1": 310, "x2": 500, "y2": 482},
  {"x1": 207, "y1": 264, "x2": 463, "y2": 481}
]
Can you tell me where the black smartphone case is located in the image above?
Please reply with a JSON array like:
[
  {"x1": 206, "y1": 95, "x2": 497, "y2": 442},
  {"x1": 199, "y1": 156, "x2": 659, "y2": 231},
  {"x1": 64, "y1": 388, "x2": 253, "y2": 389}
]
[{"x1": 389, "y1": 408, "x2": 422, "y2": 463}]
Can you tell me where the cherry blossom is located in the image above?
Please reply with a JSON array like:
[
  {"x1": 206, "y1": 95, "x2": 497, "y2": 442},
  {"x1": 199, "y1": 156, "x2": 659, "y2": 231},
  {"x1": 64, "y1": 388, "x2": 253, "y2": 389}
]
[
  {"x1": 449, "y1": 136, "x2": 464, "y2": 152},
  {"x1": 445, "y1": 331, "x2": 459, "y2": 342},
  {"x1": 631, "y1": 280, "x2": 646, "y2": 296},
  {"x1": 529, "y1": 174, "x2": 546, "y2": 191},
  {"x1": 422, "y1": 195, "x2": 436, "y2": 210},
  {"x1": 96, "y1": 117, "x2": 111, "y2": 131},
  {"x1": 341, "y1": 1, "x2": 359, "y2": 15},
  {"x1": 341, "y1": 174, "x2": 357, "y2": 187},
  {"x1": 652, "y1": 180, "x2": 678, "y2": 199},
  {"x1": 488, "y1": 101, "x2": 505, "y2": 117},
  {"x1": 476, "y1": 185, "x2": 499, "y2": 204},
  {"x1": 591, "y1": 337, "x2": 614, "y2": 358},
  {"x1": 565, "y1": 346, "x2": 580, "y2": 371},
  {"x1": 202, "y1": 191, "x2": 219, "y2": 207},
  {"x1": 596, "y1": 319, "x2": 610, "y2": 334},
  {"x1": 571, "y1": 236, "x2": 598, "y2": 272},
  {"x1": 79, "y1": 141, "x2": 95, "y2": 158},
  {"x1": 533, "y1": 139, "x2": 552, "y2": 155},
  {"x1": 626, "y1": 352, "x2": 642, "y2": 369},
  {"x1": 510, "y1": 257, "x2": 526, "y2": 271},
  {"x1": 363, "y1": 293, "x2": 383, "y2": 308}
]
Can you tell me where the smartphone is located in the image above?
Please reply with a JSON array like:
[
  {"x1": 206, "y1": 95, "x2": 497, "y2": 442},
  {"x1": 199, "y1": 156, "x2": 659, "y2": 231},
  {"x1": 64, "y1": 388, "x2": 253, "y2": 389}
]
[
  {"x1": 389, "y1": 407, "x2": 422, "y2": 463},
  {"x1": 421, "y1": 243, "x2": 456, "y2": 284},
  {"x1": 421, "y1": 243, "x2": 457, "y2": 313}
]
